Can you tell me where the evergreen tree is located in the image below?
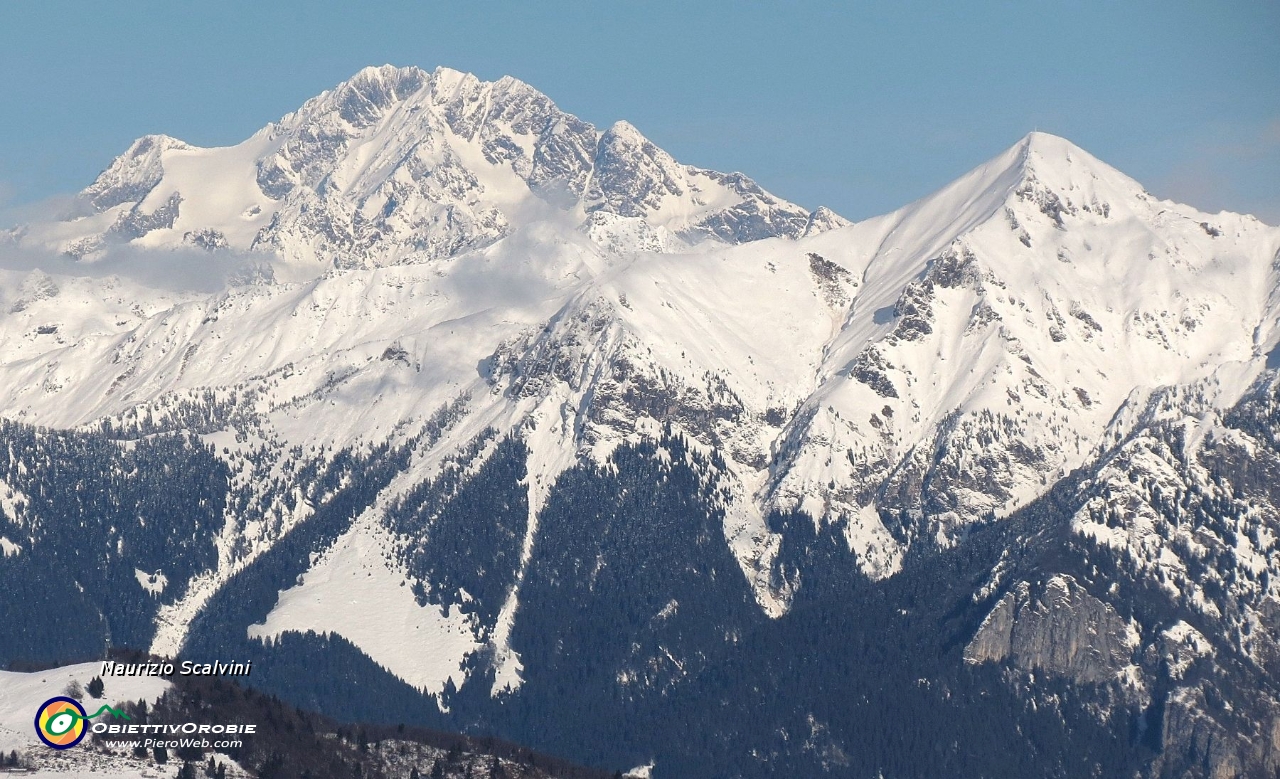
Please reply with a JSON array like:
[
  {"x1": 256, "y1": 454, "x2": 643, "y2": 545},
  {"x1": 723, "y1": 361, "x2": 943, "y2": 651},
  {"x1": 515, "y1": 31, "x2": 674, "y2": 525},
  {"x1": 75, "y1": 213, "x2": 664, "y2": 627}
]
[
  {"x1": 257, "y1": 753, "x2": 285, "y2": 779},
  {"x1": 87, "y1": 675, "x2": 105, "y2": 698}
]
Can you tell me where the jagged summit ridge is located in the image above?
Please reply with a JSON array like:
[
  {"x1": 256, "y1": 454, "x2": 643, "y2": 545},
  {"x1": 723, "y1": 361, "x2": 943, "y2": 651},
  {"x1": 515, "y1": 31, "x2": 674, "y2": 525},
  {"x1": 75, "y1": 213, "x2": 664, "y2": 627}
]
[{"x1": 21, "y1": 64, "x2": 831, "y2": 270}]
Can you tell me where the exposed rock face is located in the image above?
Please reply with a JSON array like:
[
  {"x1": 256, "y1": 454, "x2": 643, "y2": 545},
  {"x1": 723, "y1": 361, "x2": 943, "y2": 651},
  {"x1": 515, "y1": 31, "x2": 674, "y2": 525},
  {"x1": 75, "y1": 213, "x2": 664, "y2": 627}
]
[
  {"x1": 807, "y1": 251, "x2": 857, "y2": 307},
  {"x1": 965, "y1": 574, "x2": 1137, "y2": 684},
  {"x1": 111, "y1": 192, "x2": 182, "y2": 239},
  {"x1": 83, "y1": 134, "x2": 191, "y2": 211},
  {"x1": 1150, "y1": 685, "x2": 1280, "y2": 779},
  {"x1": 588, "y1": 120, "x2": 686, "y2": 219}
]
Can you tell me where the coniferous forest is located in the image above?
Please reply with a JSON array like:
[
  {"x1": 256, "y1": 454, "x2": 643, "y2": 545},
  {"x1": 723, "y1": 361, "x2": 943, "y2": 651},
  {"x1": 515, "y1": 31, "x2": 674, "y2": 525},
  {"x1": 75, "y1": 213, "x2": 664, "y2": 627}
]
[{"x1": 2, "y1": 416, "x2": 1219, "y2": 777}]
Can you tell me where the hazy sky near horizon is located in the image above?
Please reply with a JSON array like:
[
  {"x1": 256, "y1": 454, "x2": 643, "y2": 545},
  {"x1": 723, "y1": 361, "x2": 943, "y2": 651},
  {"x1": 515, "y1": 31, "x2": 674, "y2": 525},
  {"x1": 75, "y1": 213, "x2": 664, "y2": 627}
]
[{"x1": 1, "y1": 1, "x2": 1277, "y2": 223}]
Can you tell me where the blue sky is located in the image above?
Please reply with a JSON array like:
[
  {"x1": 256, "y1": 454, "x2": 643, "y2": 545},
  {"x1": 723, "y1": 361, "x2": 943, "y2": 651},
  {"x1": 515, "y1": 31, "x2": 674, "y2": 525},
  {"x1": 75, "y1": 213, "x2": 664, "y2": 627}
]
[{"x1": 1, "y1": 1, "x2": 1277, "y2": 222}]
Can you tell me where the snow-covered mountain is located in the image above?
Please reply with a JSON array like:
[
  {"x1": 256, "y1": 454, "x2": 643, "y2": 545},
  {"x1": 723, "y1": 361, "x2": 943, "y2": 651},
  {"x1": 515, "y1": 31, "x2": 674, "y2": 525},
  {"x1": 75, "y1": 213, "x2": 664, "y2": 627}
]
[
  {"x1": 4, "y1": 66, "x2": 1280, "y2": 778},
  {"x1": 767, "y1": 132, "x2": 1280, "y2": 576},
  {"x1": 11, "y1": 65, "x2": 821, "y2": 275}
]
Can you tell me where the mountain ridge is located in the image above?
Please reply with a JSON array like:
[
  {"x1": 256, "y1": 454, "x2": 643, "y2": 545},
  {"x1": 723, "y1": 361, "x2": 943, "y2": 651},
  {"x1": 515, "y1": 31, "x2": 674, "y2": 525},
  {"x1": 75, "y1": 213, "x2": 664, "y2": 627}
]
[{"x1": 14, "y1": 64, "x2": 833, "y2": 276}]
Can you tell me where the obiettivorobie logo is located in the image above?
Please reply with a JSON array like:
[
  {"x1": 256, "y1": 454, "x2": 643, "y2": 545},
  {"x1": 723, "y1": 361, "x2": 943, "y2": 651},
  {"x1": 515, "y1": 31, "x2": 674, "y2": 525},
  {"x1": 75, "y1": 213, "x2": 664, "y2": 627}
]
[
  {"x1": 34, "y1": 697, "x2": 130, "y2": 750},
  {"x1": 34, "y1": 695, "x2": 256, "y2": 751}
]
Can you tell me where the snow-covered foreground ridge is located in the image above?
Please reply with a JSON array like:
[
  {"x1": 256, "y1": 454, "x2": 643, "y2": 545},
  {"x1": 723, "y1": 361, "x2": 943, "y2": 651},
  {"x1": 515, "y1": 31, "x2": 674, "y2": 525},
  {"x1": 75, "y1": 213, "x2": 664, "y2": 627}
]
[
  {"x1": 2, "y1": 66, "x2": 1280, "y2": 688},
  {"x1": 0, "y1": 662, "x2": 170, "y2": 753}
]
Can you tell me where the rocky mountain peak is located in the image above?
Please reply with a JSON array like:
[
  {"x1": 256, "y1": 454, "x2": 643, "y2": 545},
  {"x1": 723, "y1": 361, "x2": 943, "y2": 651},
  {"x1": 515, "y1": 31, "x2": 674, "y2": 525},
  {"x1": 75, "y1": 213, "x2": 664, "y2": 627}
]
[
  {"x1": 601, "y1": 119, "x2": 646, "y2": 144},
  {"x1": 588, "y1": 120, "x2": 685, "y2": 218},
  {"x1": 344, "y1": 63, "x2": 431, "y2": 95},
  {"x1": 82, "y1": 134, "x2": 191, "y2": 213},
  {"x1": 802, "y1": 206, "x2": 852, "y2": 237},
  {"x1": 21, "y1": 65, "x2": 830, "y2": 268},
  {"x1": 1003, "y1": 131, "x2": 1150, "y2": 227},
  {"x1": 1010, "y1": 131, "x2": 1121, "y2": 181},
  {"x1": 325, "y1": 64, "x2": 430, "y2": 128}
]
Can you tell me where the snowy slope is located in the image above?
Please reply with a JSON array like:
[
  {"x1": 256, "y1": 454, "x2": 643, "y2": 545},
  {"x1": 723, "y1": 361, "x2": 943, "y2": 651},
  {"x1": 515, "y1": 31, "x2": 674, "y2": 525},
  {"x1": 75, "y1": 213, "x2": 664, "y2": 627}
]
[
  {"x1": 0, "y1": 662, "x2": 169, "y2": 752},
  {"x1": 247, "y1": 512, "x2": 481, "y2": 697}
]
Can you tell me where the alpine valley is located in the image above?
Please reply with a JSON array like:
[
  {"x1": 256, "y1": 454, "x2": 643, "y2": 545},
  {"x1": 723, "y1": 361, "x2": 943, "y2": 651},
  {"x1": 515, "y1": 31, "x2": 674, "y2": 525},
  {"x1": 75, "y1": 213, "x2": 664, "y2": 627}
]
[{"x1": 3, "y1": 65, "x2": 1280, "y2": 778}]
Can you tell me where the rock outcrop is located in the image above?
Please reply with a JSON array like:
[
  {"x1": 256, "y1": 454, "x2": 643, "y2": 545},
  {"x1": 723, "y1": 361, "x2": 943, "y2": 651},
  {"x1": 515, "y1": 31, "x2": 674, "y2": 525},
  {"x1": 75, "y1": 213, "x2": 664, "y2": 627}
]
[{"x1": 965, "y1": 574, "x2": 1138, "y2": 684}]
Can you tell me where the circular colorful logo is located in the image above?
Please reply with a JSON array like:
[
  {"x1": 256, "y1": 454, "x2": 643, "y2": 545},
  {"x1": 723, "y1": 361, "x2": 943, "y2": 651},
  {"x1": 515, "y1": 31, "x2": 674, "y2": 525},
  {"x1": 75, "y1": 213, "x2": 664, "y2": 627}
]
[{"x1": 34, "y1": 697, "x2": 88, "y2": 749}]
